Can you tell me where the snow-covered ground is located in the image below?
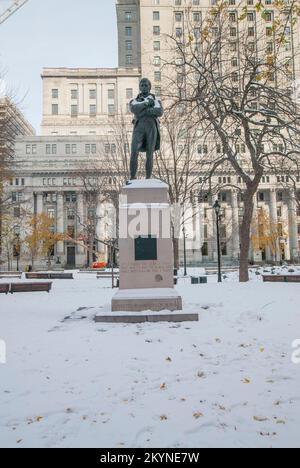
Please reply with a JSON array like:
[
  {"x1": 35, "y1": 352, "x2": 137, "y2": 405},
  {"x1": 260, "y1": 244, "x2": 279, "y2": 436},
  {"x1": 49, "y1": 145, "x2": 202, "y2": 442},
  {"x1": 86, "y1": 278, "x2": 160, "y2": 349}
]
[{"x1": 0, "y1": 267, "x2": 300, "y2": 448}]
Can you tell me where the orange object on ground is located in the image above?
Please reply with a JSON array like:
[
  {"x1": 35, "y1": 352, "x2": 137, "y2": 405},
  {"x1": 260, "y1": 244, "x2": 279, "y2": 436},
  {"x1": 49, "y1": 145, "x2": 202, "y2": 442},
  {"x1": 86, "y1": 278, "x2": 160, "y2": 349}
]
[{"x1": 92, "y1": 261, "x2": 107, "y2": 269}]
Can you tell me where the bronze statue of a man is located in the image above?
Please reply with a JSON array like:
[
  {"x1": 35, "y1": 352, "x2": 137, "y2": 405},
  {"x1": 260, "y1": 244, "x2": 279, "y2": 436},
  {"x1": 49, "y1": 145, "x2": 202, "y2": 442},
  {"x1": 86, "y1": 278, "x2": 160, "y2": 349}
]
[{"x1": 129, "y1": 78, "x2": 164, "y2": 180}]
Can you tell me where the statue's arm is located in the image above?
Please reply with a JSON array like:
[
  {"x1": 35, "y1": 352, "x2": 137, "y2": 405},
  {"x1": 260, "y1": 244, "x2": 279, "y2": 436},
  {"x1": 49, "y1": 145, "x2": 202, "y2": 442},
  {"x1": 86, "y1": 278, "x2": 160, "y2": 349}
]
[
  {"x1": 130, "y1": 99, "x2": 148, "y2": 118},
  {"x1": 144, "y1": 99, "x2": 164, "y2": 118}
]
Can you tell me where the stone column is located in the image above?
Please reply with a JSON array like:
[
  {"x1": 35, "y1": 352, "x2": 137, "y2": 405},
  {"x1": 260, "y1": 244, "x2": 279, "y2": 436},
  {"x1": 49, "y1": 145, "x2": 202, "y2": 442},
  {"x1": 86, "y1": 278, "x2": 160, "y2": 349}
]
[
  {"x1": 269, "y1": 189, "x2": 279, "y2": 261},
  {"x1": 288, "y1": 192, "x2": 298, "y2": 261},
  {"x1": 77, "y1": 193, "x2": 85, "y2": 255},
  {"x1": 36, "y1": 192, "x2": 44, "y2": 215},
  {"x1": 231, "y1": 191, "x2": 240, "y2": 260},
  {"x1": 56, "y1": 193, "x2": 65, "y2": 255},
  {"x1": 96, "y1": 197, "x2": 105, "y2": 255}
]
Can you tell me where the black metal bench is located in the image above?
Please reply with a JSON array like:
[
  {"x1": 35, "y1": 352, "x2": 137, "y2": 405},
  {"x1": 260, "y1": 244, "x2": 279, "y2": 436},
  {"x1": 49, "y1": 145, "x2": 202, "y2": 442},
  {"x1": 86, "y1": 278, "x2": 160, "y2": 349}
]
[
  {"x1": 263, "y1": 275, "x2": 300, "y2": 283},
  {"x1": 0, "y1": 284, "x2": 10, "y2": 294},
  {"x1": 10, "y1": 282, "x2": 52, "y2": 294}
]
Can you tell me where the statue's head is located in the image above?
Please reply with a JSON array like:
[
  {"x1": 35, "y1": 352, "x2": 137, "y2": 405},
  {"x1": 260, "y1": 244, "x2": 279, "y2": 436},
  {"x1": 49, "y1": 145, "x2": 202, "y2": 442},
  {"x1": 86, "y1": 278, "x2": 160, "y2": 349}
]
[{"x1": 139, "y1": 78, "x2": 152, "y2": 96}]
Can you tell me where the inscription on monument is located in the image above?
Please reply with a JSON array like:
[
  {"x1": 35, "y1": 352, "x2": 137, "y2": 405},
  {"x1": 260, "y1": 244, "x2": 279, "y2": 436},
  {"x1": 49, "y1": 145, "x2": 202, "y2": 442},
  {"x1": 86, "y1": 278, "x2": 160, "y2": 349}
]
[{"x1": 120, "y1": 261, "x2": 173, "y2": 274}]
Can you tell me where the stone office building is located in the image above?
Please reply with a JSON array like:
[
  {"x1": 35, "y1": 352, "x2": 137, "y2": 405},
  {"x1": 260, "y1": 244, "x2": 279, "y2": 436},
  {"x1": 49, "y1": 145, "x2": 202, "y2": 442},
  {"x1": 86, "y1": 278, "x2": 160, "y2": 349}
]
[{"x1": 2, "y1": 0, "x2": 300, "y2": 269}]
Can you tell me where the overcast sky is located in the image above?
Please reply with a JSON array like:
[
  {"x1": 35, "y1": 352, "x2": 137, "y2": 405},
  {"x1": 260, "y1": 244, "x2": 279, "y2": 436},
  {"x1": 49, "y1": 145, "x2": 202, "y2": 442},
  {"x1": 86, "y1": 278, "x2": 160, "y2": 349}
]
[{"x1": 0, "y1": 0, "x2": 118, "y2": 132}]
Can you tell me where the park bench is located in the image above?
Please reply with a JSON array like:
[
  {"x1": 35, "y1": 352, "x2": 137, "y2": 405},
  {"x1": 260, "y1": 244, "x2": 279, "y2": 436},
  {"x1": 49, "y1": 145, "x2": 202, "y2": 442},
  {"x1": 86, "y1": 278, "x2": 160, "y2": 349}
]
[
  {"x1": 10, "y1": 282, "x2": 52, "y2": 294},
  {"x1": 0, "y1": 284, "x2": 10, "y2": 294},
  {"x1": 263, "y1": 275, "x2": 300, "y2": 283},
  {"x1": 25, "y1": 273, "x2": 49, "y2": 279},
  {"x1": 25, "y1": 272, "x2": 73, "y2": 280},
  {"x1": 49, "y1": 273, "x2": 73, "y2": 280},
  {"x1": 0, "y1": 274, "x2": 22, "y2": 279}
]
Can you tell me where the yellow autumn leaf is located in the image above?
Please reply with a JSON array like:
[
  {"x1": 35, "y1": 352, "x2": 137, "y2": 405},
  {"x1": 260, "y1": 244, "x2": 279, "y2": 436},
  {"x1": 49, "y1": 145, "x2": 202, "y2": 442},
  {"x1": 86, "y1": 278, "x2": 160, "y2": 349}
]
[
  {"x1": 193, "y1": 412, "x2": 204, "y2": 419},
  {"x1": 242, "y1": 378, "x2": 251, "y2": 384},
  {"x1": 254, "y1": 416, "x2": 269, "y2": 422}
]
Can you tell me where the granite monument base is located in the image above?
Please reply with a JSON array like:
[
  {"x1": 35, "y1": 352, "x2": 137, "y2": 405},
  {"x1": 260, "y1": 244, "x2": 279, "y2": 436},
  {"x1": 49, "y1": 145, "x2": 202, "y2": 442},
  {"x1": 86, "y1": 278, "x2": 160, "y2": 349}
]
[{"x1": 111, "y1": 288, "x2": 182, "y2": 312}]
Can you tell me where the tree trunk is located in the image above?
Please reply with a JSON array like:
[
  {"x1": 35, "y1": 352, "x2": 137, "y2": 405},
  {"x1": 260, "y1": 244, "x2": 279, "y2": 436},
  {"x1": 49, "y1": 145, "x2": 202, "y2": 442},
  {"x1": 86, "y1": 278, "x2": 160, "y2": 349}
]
[
  {"x1": 88, "y1": 236, "x2": 94, "y2": 267},
  {"x1": 239, "y1": 190, "x2": 256, "y2": 282}
]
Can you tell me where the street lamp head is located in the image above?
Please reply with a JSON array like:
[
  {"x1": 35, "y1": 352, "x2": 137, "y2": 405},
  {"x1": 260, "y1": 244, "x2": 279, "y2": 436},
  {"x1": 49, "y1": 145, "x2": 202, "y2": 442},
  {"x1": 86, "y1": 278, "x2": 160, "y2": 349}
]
[{"x1": 213, "y1": 200, "x2": 221, "y2": 215}]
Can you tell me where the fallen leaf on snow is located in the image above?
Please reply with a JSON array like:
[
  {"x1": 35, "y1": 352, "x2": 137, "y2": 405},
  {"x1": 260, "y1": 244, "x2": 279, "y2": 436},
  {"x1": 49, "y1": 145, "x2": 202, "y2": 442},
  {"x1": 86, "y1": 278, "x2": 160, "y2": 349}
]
[
  {"x1": 254, "y1": 416, "x2": 269, "y2": 422},
  {"x1": 242, "y1": 378, "x2": 251, "y2": 384},
  {"x1": 160, "y1": 415, "x2": 168, "y2": 421},
  {"x1": 160, "y1": 383, "x2": 166, "y2": 390},
  {"x1": 193, "y1": 412, "x2": 204, "y2": 419}
]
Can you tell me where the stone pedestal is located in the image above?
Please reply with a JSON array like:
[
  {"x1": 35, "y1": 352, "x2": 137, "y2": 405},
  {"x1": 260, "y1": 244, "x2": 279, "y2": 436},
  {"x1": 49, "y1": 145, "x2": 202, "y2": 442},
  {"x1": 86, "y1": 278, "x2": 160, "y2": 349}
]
[{"x1": 111, "y1": 179, "x2": 183, "y2": 313}]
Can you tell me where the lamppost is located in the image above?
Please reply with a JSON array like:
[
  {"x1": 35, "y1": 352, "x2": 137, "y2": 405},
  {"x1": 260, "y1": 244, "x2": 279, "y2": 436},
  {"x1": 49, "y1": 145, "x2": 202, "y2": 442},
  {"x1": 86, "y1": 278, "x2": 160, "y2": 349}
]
[
  {"x1": 213, "y1": 200, "x2": 222, "y2": 283},
  {"x1": 183, "y1": 224, "x2": 187, "y2": 277}
]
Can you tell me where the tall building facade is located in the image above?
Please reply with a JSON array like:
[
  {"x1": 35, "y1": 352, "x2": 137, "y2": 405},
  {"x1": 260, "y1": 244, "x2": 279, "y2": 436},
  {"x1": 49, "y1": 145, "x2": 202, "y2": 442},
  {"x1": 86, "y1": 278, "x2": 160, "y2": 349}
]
[{"x1": 2, "y1": 0, "x2": 300, "y2": 270}]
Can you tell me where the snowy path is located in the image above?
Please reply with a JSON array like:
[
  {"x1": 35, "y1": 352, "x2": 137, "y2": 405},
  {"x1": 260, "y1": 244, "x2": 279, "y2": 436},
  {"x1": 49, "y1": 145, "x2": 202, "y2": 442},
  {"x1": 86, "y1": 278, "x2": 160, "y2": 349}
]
[{"x1": 0, "y1": 272, "x2": 300, "y2": 448}]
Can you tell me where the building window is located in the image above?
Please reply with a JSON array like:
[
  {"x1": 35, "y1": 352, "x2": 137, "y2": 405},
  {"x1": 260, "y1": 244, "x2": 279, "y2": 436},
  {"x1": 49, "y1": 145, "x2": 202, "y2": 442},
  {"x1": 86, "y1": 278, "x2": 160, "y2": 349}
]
[
  {"x1": 89, "y1": 89, "x2": 96, "y2": 99},
  {"x1": 126, "y1": 40, "x2": 132, "y2": 51},
  {"x1": 71, "y1": 89, "x2": 78, "y2": 100},
  {"x1": 89, "y1": 104, "x2": 97, "y2": 116},
  {"x1": 154, "y1": 71, "x2": 161, "y2": 82},
  {"x1": 153, "y1": 26, "x2": 160, "y2": 35},
  {"x1": 26, "y1": 144, "x2": 31, "y2": 154},
  {"x1": 108, "y1": 89, "x2": 115, "y2": 100},
  {"x1": 52, "y1": 89, "x2": 58, "y2": 99},
  {"x1": 125, "y1": 11, "x2": 132, "y2": 22},
  {"x1": 66, "y1": 193, "x2": 77, "y2": 203},
  {"x1": 154, "y1": 56, "x2": 161, "y2": 66},
  {"x1": 125, "y1": 27, "x2": 132, "y2": 37},
  {"x1": 153, "y1": 11, "x2": 160, "y2": 21},
  {"x1": 66, "y1": 144, "x2": 71, "y2": 154},
  {"x1": 71, "y1": 105, "x2": 78, "y2": 117},
  {"x1": 52, "y1": 104, "x2": 58, "y2": 115},
  {"x1": 153, "y1": 41, "x2": 160, "y2": 51},
  {"x1": 47, "y1": 208, "x2": 55, "y2": 219},
  {"x1": 126, "y1": 88, "x2": 133, "y2": 99},
  {"x1": 126, "y1": 55, "x2": 133, "y2": 65},
  {"x1": 108, "y1": 104, "x2": 115, "y2": 115}
]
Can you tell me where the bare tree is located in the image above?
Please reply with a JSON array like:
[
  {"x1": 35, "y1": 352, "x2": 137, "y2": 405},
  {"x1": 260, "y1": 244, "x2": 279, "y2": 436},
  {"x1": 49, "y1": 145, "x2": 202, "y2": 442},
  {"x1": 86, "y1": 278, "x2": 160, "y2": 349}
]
[
  {"x1": 162, "y1": 2, "x2": 300, "y2": 281},
  {"x1": 153, "y1": 107, "x2": 207, "y2": 268}
]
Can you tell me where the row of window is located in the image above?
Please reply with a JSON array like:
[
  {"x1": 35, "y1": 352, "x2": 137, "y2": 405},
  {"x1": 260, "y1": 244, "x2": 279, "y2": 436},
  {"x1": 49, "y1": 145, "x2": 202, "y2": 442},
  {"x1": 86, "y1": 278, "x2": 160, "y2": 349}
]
[
  {"x1": 52, "y1": 88, "x2": 133, "y2": 100},
  {"x1": 51, "y1": 104, "x2": 118, "y2": 116},
  {"x1": 10, "y1": 178, "x2": 25, "y2": 186}
]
